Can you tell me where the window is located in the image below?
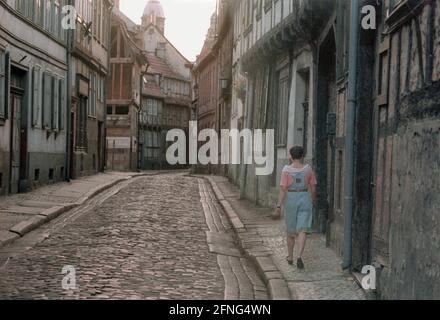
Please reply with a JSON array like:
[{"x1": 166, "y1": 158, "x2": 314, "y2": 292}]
[
  {"x1": 107, "y1": 106, "x2": 113, "y2": 115},
  {"x1": 42, "y1": 72, "x2": 53, "y2": 129},
  {"x1": 32, "y1": 66, "x2": 41, "y2": 127},
  {"x1": 96, "y1": 75, "x2": 105, "y2": 103},
  {"x1": 97, "y1": 76, "x2": 101, "y2": 102},
  {"x1": 52, "y1": 75, "x2": 59, "y2": 130},
  {"x1": 102, "y1": 4, "x2": 109, "y2": 46},
  {"x1": 54, "y1": 0, "x2": 60, "y2": 37},
  {"x1": 59, "y1": 78, "x2": 66, "y2": 130},
  {"x1": 45, "y1": 0, "x2": 52, "y2": 32},
  {"x1": 115, "y1": 106, "x2": 129, "y2": 115},
  {"x1": 276, "y1": 66, "x2": 290, "y2": 146},
  {"x1": 93, "y1": 0, "x2": 98, "y2": 37},
  {"x1": 34, "y1": 0, "x2": 44, "y2": 26},
  {"x1": 97, "y1": 0, "x2": 102, "y2": 42},
  {"x1": 101, "y1": 75, "x2": 105, "y2": 102}
]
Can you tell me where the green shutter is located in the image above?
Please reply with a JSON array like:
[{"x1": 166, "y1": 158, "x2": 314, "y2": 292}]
[
  {"x1": 59, "y1": 78, "x2": 66, "y2": 130},
  {"x1": 52, "y1": 75, "x2": 59, "y2": 130},
  {"x1": 43, "y1": 72, "x2": 52, "y2": 129},
  {"x1": 32, "y1": 66, "x2": 41, "y2": 127}
]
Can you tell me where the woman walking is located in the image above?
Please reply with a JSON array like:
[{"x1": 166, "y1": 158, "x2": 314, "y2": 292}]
[{"x1": 274, "y1": 146, "x2": 317, "y2": 269}]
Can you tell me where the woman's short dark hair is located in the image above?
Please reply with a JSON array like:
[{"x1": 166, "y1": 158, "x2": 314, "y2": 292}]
[{"x1": 289, "y1": 146, "x2": 305, "y2": 160}]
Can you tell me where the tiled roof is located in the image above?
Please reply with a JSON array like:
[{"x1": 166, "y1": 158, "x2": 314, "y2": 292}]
[{"x1": 147, "y1": 53, "x2": 178, "y2": 79}]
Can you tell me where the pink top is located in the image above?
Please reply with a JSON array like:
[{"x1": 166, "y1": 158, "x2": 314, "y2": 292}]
[{"x1": 280, "y1": 164, "x2": 317, "y2": 189}]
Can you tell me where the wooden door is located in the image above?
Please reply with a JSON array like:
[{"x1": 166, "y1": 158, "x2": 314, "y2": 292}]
[
  {"x1": 371, "y1": 0, "x2": 393, "y2": 265},
  {"x1": 9, "y1": 92, "x2": 22, "y2": 194}
]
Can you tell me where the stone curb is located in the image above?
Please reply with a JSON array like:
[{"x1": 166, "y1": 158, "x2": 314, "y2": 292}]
[
  {"x1": 0, "y1": 231, "x2": 20, "y2": 248},
  {"x1": 74, "y1": 177, "x2": 130, "y2": 205},
  {"x1": 3, "y1": 177, "x2": 129, "y2": 245},
  {"x1": 0, "y1": 170, "x2": 187, "y2": 249},
  {"x1": 203, "y1": 176, "x2": 292, "y2": 300}
]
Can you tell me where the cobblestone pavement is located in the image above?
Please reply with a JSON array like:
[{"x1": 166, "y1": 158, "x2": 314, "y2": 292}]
[
  {"x1": 210, "y1": 176, "x2": 367, "y2": 300},
  {"x1": 0, "y1": 173, "x2": 267, "y2": 300},
  {"x1": 0, "y1": 171, "x2": 145, "y2": 236}
]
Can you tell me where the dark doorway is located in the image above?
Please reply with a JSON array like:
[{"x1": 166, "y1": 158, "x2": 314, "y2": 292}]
[
  {"x1": 315, "y1": 28, "x2": 337, "y2": 234},
  {"x1": 9, "y1": 68, "x2": 26, "y2": 194},
  {"x1": 351, "y1": 26, "x2": 376, "y2": 271}
]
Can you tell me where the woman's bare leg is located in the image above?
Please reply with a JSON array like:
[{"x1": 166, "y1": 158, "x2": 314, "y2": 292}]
[
  {"x1": 297, "y1": 231, "x2": 307, "y2": 258},
  {"x1": 287, "y1": 235, "x2": 295, "y2": 261}
]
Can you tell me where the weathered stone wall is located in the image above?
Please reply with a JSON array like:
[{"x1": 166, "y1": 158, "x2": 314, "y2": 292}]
[
  {"x1": 376, "y1": 2, "x2": 440, "y2": 299},
  {"x1": 27, "y1": 153, "x2": 66, "y2": 189},
  {"x1": 380, "y1": 120, "x2": 440, "y2": 299}
]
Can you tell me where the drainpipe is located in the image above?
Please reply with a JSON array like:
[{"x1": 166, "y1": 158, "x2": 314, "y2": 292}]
[
  {"x1": 65, "y1": 0, "x2": 74, "y2": 182},
  {"x1": 239, "y1": 74, "x2": 253, "y2": 199},
  {"x1": 342, "y1": 0, "x2": 360, "y2": 270}
]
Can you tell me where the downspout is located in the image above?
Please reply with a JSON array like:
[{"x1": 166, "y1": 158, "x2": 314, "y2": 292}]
[
  {"x1": 342, "y1": 0, "x2": 360, "y2": 270},
  {"x1": 65, "y1": 0, "x2": 74, "y2": 182},
  {"x1": 239, "y1": 74, "x2": 253, "y2": 199}
]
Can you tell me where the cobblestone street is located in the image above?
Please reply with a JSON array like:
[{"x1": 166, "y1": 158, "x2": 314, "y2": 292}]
[{"x1": 0, "y1": 173, "x2": 267, "y2": 300}]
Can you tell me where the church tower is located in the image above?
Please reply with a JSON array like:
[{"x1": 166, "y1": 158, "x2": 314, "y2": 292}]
[{"x1": 141, "y1": 0, "x2": 165, "y2": 35}]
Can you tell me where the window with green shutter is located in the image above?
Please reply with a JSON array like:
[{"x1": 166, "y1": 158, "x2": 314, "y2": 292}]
[
  {"x1": 52, "y1": 75, "x2": 59, "y2": 131},
  {"x1": 59, "y1": 78, "x2": 66, "y2": 130},
  {"x1": 42, "y1": 71, "x2": 52, "y2": 129},
  {"x1": 32, "y1": 66, "x2": 42, "y2": 127}
]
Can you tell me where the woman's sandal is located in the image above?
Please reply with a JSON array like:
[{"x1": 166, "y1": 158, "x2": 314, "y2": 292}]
[
  {"x1": 297, "y1": 258, "x2": 305, "y2": 270},
  {"x1": 286, "y1": 257, "x2": 294, "y2": 265}
]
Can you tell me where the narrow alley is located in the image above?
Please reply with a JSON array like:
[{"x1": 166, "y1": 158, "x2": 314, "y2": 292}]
[{"x1": 0, "y1": 173, "x2": 268, "y2": 300}]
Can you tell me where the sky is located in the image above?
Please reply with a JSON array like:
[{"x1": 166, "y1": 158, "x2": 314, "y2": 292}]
[{"x1": 120, "y1": 0, "x2": 217, "y2": 62}]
